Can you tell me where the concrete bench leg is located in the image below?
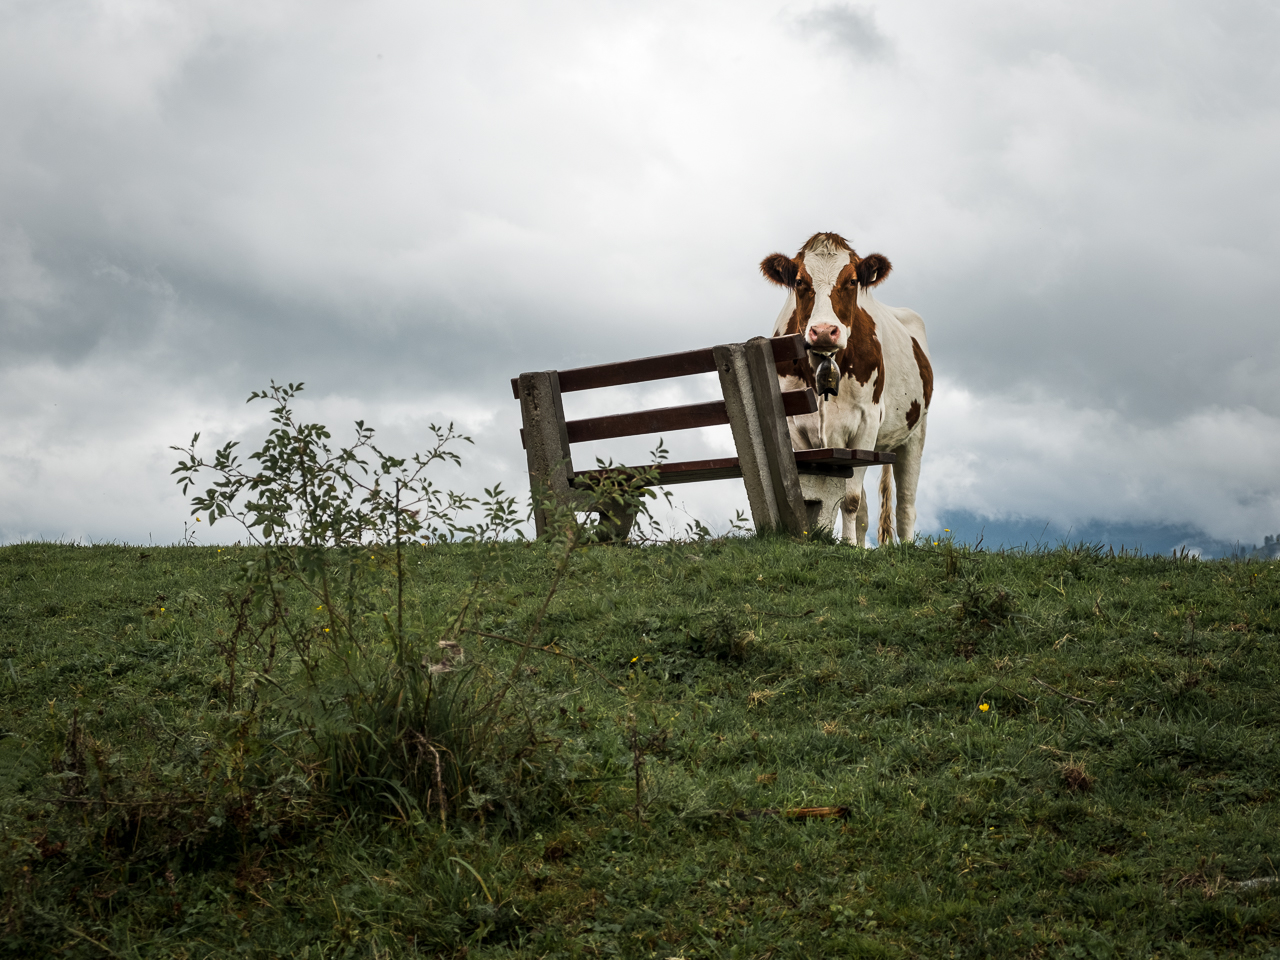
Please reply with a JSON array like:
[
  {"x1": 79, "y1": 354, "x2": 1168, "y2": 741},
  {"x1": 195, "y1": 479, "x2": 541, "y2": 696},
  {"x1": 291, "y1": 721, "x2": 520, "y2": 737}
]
[
  {"x1": 593, "y1": 501, "x2": 639, "y2": 542},
  {"x1": 518, "y1": 370, "x2": 579, "y2": 537},
  {"x1": 799, "y1": 473, "x2": 845, "y2": 535},
  {"x1": 714, "y1": 338, "x2": 808, "y2": 536}
]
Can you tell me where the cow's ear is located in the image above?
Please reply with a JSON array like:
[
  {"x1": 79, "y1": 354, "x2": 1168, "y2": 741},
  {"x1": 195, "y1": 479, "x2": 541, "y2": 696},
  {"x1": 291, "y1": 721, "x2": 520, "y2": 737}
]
[
  {"x1": 760, "y1": 253, "x2": 799, "y2": 287},
  {"x1": 856, "y1": 253, "x2": 892, "y2": 287}
]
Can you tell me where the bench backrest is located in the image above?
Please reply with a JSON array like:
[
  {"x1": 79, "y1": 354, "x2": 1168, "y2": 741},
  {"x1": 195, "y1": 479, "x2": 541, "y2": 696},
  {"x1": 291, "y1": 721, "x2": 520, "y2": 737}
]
[{"x1": 514, "y1": 334, "x2": 815, "y2": 535}]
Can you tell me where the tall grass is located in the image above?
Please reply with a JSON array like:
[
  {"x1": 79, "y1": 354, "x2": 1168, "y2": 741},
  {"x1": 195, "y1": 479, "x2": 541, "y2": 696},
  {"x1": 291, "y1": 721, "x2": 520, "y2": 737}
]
[{"x1": 4, "y1": 537, "x2": 1279, "y2": 957}]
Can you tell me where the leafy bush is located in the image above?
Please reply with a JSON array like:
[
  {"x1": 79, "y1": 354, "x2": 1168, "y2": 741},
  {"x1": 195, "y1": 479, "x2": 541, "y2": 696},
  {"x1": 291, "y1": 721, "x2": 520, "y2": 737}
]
[{"x1": 170, "y1": 382, "x2": 578, "y2": 826}]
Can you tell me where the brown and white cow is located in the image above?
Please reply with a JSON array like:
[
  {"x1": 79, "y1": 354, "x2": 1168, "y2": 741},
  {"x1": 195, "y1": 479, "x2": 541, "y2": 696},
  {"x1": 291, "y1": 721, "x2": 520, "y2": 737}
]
[{"x1": 760, "y1": 232, "x2": 932, "y2": 545}]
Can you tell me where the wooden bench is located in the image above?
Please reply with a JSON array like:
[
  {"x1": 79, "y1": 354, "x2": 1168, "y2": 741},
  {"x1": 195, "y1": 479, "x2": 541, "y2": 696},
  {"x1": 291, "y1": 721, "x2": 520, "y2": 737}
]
[{"x1": 512, "y1": 334, "x2": 895, "y2": 537}]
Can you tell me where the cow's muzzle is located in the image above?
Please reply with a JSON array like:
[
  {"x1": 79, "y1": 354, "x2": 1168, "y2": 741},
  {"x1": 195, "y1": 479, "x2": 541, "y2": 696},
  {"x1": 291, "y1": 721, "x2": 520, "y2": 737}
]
[{"x1": 807, "y1": 323, "x2": 842, "y2": 350}]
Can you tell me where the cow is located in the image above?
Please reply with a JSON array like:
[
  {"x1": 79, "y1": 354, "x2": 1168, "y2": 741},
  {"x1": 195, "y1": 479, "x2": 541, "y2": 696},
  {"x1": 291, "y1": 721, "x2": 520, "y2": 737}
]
[{"x1": 759, "y1": 232, "x2": 932, "y2": 545}]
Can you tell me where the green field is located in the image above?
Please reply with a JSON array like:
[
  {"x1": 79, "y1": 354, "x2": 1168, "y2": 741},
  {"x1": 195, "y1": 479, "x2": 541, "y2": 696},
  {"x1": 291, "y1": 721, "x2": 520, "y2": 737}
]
[{"x1": 3, "y1": 537, "x2": 1280, "y2": 958}]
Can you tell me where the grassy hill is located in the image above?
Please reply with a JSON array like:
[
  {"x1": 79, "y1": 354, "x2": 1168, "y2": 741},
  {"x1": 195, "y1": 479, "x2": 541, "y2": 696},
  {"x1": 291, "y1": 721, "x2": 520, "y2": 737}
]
[{"x1": 2, "y1": 537, "x2": 1279, "y2": 958}]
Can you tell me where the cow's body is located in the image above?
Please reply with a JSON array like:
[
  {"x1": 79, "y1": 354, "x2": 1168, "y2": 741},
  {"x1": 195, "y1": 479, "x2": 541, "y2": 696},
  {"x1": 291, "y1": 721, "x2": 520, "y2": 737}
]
[{"x1": 760, "y1": 232, "x2": 932, "y2": 545}]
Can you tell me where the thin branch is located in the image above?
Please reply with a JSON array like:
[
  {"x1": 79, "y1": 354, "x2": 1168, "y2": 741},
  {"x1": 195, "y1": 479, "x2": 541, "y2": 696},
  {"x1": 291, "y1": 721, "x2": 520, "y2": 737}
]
[
  {"x1": 750, "y1": 607, "x2": 815, "y2": 619},
  {"x1": 524, "y1": 533, "x2": 577, "y2": 647},
  {"x1": 1031, "y1": 676, "x2": 1097, "y2": 706},
  {"x1": 708, "y1": 806, "x2": 851, "y2": 821},
  {"x1": 986, "y1": 682, "x2": 1036, "y2": 705}
]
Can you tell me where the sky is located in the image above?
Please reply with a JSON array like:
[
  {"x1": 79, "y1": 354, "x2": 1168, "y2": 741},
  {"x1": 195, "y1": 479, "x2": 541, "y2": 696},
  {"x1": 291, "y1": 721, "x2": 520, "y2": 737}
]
[{"x1": 2, "y1": 0, "x2": 1278, "y2": 553}]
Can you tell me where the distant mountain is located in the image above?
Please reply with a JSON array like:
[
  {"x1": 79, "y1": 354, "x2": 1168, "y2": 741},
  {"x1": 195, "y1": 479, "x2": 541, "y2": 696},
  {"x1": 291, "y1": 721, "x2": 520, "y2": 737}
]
[{"x1": 924, "y1": 512, "x2": 1277, "y2": 560}]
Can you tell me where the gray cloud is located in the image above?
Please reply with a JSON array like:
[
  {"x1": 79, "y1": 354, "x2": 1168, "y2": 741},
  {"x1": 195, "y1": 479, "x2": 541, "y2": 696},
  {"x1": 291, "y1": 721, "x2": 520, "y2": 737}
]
[
  {"x1": 793, "y1": 4, "x2": 890, "y2": 60},
  {"x1": 1, "y1": 0, "x2": 1278, "y2": 546}
]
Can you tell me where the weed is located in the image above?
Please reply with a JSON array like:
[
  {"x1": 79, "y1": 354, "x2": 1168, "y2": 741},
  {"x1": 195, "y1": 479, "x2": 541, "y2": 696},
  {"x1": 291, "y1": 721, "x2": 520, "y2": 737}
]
[
  {"x1": 952, "y1": 575, "x2": 1018, "y2": 627},
  {"x1": 1056, "y1": 759, "x2": 1098, "y2": 793},
  {"x1": 168, "y1": 383, "x2": 566, "y2": 828}
]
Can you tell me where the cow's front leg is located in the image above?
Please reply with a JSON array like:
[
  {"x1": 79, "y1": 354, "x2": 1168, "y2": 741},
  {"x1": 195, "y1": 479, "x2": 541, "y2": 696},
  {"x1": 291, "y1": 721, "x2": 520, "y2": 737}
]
[
  {"x1": 838, "y1": 414, "x2": 879, "y2": 546},
  {"x1": 892, "y1": 417, "x2": 927, "y2": 543},
  {"x1": 840, "y1": 468, "x2": 869, "y2": 546},
  {"x1": 787, "y1": 412, "x2": 823, "y2": 452}
]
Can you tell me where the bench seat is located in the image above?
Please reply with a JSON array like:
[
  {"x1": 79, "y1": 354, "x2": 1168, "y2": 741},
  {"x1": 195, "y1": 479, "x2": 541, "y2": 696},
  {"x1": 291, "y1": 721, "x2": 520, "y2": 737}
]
[{"x1": 572, "y1": 447, "x2": 896, "y2": 488}]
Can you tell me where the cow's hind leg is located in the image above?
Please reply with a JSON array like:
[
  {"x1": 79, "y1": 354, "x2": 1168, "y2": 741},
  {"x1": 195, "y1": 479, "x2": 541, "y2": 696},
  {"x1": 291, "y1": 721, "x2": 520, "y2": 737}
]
[{"x1": 892, "y1": 419, "x2": 927, "y2": 543}]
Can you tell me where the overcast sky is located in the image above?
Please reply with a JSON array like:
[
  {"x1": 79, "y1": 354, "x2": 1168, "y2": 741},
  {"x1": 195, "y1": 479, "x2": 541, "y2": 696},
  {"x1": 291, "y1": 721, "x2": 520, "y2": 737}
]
[{"x1": 2, "y1": 0, "x2": 1278, "y2": 550}]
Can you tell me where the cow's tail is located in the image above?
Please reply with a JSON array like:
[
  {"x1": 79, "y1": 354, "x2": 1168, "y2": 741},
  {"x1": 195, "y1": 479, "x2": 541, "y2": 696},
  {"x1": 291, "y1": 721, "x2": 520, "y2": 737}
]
[{"x1": 877, "y1": 465, "x2": 894, "y2": 546}]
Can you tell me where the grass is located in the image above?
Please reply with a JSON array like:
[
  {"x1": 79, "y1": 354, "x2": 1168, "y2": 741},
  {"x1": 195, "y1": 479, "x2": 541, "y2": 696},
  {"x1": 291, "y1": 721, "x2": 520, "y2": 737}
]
[{"x1": 2, "y1": 536, "x2": 1280, "y2": 958}]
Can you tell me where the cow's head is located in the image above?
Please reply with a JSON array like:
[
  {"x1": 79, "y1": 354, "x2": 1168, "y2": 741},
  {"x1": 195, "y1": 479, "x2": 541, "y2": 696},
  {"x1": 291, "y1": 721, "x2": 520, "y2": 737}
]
[{"x1": 759, "y1": 232, "x2": 891, "y2": 353}]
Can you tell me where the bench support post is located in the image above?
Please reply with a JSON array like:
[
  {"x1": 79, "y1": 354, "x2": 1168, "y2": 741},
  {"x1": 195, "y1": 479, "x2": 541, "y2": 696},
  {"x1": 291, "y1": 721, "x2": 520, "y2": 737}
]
[
  {"x1": 798, "y1": 473, "x2": 845, "y2": 535},
  {"x1": 518, "y1": 371, "x2": 578, "y2": 537},
  {"x1": 714, "y1": 338, "x2": 808, "y2": 536}
]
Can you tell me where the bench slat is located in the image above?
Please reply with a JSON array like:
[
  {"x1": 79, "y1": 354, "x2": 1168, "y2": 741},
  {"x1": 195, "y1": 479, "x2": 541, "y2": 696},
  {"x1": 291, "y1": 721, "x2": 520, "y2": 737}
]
[
  {"x1": 793, "y1": 448, "x2": 897, "y2": 467},
  {"x1": 635, "y1": 457, "x2": 745, "y2": 486},
  {"x1": 567, "y1": 399, "x2": 726, "y2": 444},
  {"x1": 521, "y1": 388, "x2": 817, "y2": 447},
  {"x1": 509, "y1": 333, "x2": 807, "y2": 399},
  {"x1": 571, "y1": 448, "x2": 896, "y2": 488}
]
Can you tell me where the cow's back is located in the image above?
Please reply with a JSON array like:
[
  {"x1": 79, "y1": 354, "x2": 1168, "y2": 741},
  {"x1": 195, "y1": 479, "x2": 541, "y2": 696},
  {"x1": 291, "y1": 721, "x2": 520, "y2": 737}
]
[{"x1": 889, "y1": 305, "x2": 928, "y2": 351}]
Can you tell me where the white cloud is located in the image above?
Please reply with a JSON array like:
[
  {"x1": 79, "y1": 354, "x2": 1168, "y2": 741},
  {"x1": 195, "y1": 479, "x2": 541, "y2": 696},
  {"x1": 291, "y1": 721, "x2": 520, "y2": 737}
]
[
  {"x1": 0, "y1": 0, "x2": 1277, "y2": 547},
  {"x1": 919, "y1": 380, "x2": 1280, "y2": 543}
]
